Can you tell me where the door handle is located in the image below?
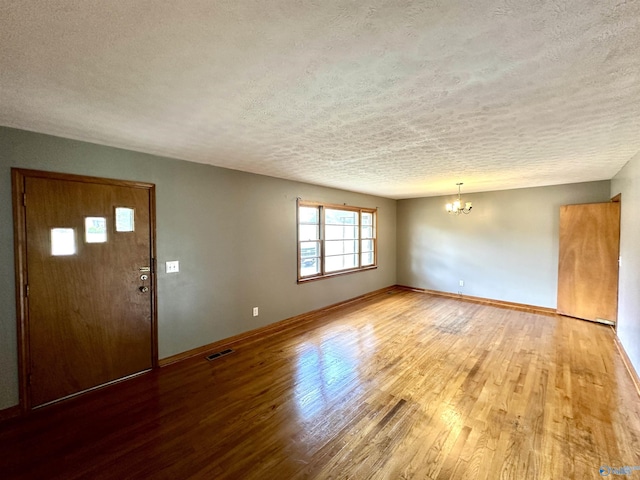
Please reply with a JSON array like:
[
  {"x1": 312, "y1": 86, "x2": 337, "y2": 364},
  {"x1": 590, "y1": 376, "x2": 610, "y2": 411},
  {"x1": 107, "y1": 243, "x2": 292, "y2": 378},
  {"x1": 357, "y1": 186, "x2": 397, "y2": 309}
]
[{"x1": 139, "y1": 286, "x2": 149, "y2": 293}]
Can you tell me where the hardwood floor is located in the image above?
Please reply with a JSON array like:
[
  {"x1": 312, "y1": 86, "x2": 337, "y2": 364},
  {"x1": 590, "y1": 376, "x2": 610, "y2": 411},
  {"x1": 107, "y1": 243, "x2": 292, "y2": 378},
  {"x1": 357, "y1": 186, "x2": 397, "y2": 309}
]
[{"x1": 1, "y1": 289, "x2": 639, "y2": 479}]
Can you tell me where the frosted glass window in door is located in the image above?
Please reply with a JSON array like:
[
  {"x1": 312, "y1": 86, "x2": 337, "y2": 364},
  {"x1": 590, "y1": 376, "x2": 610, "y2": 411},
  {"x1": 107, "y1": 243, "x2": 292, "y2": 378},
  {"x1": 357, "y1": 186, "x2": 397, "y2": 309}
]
[
  {"x1": 115, "y1": 207, "x2": 135, "y2": 232},
  {"x1": 85, "y1": 217, "x2": 107, "y2": 243},
  {"x1": 51, "y1": 228, "x2": 76, "y2": 256}
]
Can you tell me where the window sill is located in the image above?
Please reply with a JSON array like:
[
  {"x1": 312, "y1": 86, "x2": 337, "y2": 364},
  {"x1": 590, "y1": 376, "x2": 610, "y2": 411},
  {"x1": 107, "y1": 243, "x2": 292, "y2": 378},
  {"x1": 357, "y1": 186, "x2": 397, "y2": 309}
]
[{"x1": 297, "y1": 265, "x2": 378, "y2": 284}]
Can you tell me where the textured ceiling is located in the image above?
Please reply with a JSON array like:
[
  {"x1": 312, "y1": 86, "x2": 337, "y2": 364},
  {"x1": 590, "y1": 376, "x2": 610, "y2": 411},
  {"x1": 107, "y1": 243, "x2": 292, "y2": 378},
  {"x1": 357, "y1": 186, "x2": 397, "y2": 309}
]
[{"x1": 1, "y1": 1, "x2": 639, "y2": 199}]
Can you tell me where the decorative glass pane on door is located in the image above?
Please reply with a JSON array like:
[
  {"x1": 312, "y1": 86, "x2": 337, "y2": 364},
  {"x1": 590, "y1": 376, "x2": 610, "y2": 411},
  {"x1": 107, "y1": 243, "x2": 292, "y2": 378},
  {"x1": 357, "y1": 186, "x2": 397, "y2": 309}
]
[
  {"x1": 51, "y1": 228, "x2": 76, "y2": 256},
  {"x1": 115, "y1": 207, "x2": 135, "y2": 232},
  {"x1": 85, "y1": 217, "x2": 107, "y2": 243}
]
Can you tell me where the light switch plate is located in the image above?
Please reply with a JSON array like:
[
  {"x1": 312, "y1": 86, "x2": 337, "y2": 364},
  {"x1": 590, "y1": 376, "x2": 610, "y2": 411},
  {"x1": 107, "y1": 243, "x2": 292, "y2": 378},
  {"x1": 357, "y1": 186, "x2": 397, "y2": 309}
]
[{"x1": 166, "y1": 261, "x2": 179, "y2": 273}]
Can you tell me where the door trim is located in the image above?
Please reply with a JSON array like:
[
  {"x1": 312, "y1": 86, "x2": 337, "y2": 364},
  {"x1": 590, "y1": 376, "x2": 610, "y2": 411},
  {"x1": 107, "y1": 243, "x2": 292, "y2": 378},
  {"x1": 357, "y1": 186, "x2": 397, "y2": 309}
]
[
  {"x1": 11, "y1": 168, "x2": 159, "y2": 414},
  {"x1": 610, "y1": 192, "x2": 621, "y2": 333}
]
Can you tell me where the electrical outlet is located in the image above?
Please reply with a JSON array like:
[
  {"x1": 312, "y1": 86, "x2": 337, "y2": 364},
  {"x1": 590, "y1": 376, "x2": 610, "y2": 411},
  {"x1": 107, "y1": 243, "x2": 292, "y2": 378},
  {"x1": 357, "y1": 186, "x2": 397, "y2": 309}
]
[
  {"x1": 166, "y1": 261, "x2": 179, "y2": 273},
  {"x1": 459, "y1": 280, "x2": 464, "y2": 287},
  {"x1": 252, "y1": 307, "x2": 259, "y2": 317}
]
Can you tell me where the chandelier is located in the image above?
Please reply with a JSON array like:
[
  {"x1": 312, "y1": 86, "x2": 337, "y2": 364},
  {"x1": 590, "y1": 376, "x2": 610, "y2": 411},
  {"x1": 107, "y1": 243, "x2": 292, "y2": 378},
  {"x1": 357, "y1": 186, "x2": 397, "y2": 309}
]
[{"x1": 446, "y1": 183, "x2": 472, "y2": 215}]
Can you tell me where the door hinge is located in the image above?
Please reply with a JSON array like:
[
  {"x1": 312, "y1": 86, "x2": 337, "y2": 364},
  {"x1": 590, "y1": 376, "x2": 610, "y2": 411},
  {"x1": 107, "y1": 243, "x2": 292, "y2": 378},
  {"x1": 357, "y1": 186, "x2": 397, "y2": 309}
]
[
  {"x1": 22, "y1": 193, "x2": 26, "y2": 206},
  {"x1": 25, "y1": 284, "x2": 29, "y2": 297},
  {"x1": 27, "y1": 373, "x2": 32, "y2": 386}
]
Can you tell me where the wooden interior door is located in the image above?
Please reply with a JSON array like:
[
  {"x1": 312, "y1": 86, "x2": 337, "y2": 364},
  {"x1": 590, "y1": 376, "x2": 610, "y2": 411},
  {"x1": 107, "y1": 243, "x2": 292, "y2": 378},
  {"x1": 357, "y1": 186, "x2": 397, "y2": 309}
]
[
  {"x1": 557, "y1": 202, "x2": 620, "y2": 323},
  {"x1": 14, "y1": 170, "x2": 156, "y2": 408}
]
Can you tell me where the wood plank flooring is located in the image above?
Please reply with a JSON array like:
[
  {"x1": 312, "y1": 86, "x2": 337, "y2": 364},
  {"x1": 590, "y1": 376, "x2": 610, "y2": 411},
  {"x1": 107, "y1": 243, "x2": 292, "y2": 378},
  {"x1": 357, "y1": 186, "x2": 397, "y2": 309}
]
[{"x1": 1, "y1": 289, "x2": 639, "y2": 479}]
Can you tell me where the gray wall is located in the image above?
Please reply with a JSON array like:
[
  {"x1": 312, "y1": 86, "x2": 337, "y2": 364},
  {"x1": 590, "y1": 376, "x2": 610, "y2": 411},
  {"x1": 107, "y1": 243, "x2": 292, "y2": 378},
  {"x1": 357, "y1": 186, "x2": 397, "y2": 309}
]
[
  {"x1": 611, "y1": 152, "x2": 640, "y2": 377},
  {"x1": 0, "y1": 127, "x2": 397, "y2": 409},
  {"x1": 397, "y1": 182, "x2": 612, "y2": 308},
  {"x1": 2, "y1": 125, "x2": 634, "y2": 412}
]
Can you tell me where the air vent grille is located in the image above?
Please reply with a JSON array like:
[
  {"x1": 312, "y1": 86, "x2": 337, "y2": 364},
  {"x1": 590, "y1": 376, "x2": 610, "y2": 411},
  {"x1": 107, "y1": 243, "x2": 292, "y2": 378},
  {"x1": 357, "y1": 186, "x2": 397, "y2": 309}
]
[{"x1": 206, "y1": 348, "x2": 234, "y2": 361}]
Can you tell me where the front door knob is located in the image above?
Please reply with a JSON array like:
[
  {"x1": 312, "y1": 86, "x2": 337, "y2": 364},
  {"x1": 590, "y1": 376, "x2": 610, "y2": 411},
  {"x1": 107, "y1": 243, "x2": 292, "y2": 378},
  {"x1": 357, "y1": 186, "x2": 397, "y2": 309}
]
[{"x1": 139, "y1": 286, "x2": 149, "y2": 293}]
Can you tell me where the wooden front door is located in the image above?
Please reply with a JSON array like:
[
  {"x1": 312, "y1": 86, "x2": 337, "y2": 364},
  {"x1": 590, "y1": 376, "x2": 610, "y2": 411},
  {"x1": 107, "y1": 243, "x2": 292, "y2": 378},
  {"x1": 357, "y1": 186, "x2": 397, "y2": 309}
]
[
  {"x1": 13, "y1": 169, "x2": 157, "y2": 409},
  {"x1": 557, "y1": 202, "x2": 620, "y2": 323}
]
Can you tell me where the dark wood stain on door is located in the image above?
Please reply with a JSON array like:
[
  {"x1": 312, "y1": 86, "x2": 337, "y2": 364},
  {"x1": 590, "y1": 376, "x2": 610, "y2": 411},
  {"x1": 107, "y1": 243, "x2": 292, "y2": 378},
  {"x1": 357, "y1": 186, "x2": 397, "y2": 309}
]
[{"x1": 13, "y1": 169, "x2": 157, "y2": 409}]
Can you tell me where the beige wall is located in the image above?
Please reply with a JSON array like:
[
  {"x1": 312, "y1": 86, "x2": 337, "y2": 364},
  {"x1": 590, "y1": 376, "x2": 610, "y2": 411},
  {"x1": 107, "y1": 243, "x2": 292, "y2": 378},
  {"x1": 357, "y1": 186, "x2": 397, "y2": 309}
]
[
  {"x1": 396, "y1": 182, "x2": 612, "y2": 307},
  {"x1": 611, "y1": 152, "x2": 640, "y2": 377},
  {"x1": 0, "y1": 127, "x2": 397, "y2": 409}
]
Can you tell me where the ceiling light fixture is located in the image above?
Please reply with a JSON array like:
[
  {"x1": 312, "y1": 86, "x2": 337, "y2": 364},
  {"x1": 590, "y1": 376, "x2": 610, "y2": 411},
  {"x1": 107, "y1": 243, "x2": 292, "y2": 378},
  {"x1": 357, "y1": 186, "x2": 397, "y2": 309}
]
[{"x1": 446, "y1": 183, "x2": 472, "y2": 215}]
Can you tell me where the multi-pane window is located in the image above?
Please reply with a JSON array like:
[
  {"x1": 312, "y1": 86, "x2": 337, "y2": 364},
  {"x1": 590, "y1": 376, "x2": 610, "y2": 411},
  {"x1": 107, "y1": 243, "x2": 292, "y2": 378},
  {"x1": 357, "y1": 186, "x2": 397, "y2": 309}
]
[
  {"x1": 297, "y1": 200, "x2": 377, "y2": 281},
  {"x1": 299, "y1": 205, "x2": 321, "y2": 277}
]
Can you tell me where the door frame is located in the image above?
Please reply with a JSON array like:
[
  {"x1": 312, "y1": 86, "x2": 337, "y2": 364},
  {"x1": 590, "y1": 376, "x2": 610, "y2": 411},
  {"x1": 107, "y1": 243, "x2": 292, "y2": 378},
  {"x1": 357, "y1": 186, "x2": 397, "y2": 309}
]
[
  {"x1": 11, "y1": 168, "x2": 159, "y2": 413},
  {"x1": 610, "y1": 193, "x2": 621, "y2": 333}
]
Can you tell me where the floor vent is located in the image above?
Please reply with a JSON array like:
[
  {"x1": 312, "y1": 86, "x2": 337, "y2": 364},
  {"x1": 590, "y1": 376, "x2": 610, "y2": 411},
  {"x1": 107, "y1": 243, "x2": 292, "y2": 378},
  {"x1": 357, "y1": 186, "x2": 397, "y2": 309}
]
[{"x1": 206, "y1": 348, "x2": 234, "y2": 361}]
